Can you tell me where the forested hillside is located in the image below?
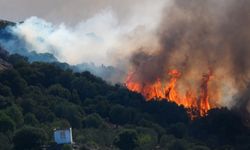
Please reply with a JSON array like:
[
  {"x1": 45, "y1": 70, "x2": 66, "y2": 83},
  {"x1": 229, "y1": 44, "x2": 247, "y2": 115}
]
[{"x1": 0, "y1": 52, "x2": 249, "y2": 150}]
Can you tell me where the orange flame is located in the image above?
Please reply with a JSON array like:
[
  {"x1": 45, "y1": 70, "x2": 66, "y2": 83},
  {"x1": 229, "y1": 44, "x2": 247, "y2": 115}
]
[{"x1": 125, "y1": 69, "x2": 216, "y2": 119}]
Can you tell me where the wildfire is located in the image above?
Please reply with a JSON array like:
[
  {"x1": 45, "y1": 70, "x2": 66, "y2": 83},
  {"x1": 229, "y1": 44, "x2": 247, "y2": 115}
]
[{"x1": 125, "y1": 69, "x2": 216, "y2": 119}]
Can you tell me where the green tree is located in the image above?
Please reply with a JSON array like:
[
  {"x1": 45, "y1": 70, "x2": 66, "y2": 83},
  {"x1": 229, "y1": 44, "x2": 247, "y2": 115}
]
[
  {"x1": 51, "y1": 120, "x2": 71, "y2": 129},
  {"x1": 136, "y1": 127, "x2": 158, "y2": 150},
  {"x1": 109, "y1": 105, "x2": 132, "y2": 125},
  {"x1": 0, "y1": 112, "x2": 15, "y2": 133},
  {"x1": 167, "y1": 139, "x2": 189, "y2": 150},
  {"x1": 0, "y1": 96, "x2": 12, "y2": 109},
  {"x1": 0, "y1": 133, "x2": 12, "y2": 150},
  {"x1": 70, "y1": 89, "x2": 80, "y2": 104},
  {"x1": 114, "y1": 129, "x2": 139, "y2": 150},
  {"x1": 54, "y1": 103, "x2": 82, "y2": 128},
  {"x1": 47, "y1": 84, "x2": 71, "y2": 99},
  {"x1": 191, "y1": 145, "x2": 211, "y2": 150},
  {"x1": 95, "y1": 97, "x2": 110, "y2": 117},
  {"x1": 0, "y1": 83, "x2": 12, "y2": 96},
  {"x1": 8, "y1": 54, "x2": 29, "y2": 68},
  {"x1": 71, "y1": 77, "x2": 97, "y2": 99},
  {"x1": 19, "y1": 98, "x2": 36, "y2": 114},
  {"x1": 13, "y1": 126, "x2": 48, "y2": 150},
  {"x1": 24, "y1": 113, "x2": 39, "y2": 126},
  {"x1": 62, "y1": 144, "x2": 73, "y2": 150},
  {"x1": 83, "y1": 113, "x2": 105, "y2": 128},
  {"x1": 168, "y1": 122, "x2": 187, "y2": 138},
  {"x1": 159, "y1": 134, "x2": 176, "y2": 149},
  {"x1": 5, "y1": 105, "x2": 24, "y2": 127},
  {"x1": 0, "y1": 69, "x2": 27, "y2": 96}
]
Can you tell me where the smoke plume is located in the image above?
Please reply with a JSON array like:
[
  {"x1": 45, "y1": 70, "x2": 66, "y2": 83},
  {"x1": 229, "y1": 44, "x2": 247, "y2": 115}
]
[
  {"x1": 128, "y1": 0, "x2": 250, "y2": 110},
  {"x1": 1, "y1": 0, "x2": 166, "y2": 66},
  {"x1": 0, "y1": 0, "x2": 166, "y2": 83}
]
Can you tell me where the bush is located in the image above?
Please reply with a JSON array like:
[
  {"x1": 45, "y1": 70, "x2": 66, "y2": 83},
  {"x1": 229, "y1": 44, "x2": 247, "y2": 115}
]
[
  {"x1": 47, "y1": 84, "x2": 71, "y2": 99},
  {"x1": 5, "y1": 105, "x2": 24, "y2": 127},
  {"x1": 109, "y1": 105, "x2": 133, "y2": 125},
  {"x1": 0, "y1": 112, "x2": 15, "y2": 133},
  {"x1": 83, "y1": 113, "x2": 105, "y2": 128},
  {"x1": 0, "y1": 133, "x2": 11, "y2": 150},
  {"x1": 24, "y1": 113, "x2": 39, "y2": 126},
  {"x1": 168, "y1": 122, "x2": 187, "y2": 138},
  {"x1": 13, "y1": 126, "x2": 48, "y2": 150},
  {"x1": 167, "y1": 139, "x2": 189, "y2": 150},
  {"x1": 62, "y1": 144, "x2": 73, "y2": 150},
  {"x1": 0, "y1": 83, "x2": 12, "y2": 96},
  {"x1": 54, "y1": 103, "x2": 82, "y2": 128},
  {"x1": 159, "y1": 134, "x2": 176, "y2": 149},
  {"x1": 114, "y1": 129, "x2": 139, "y2": 150}
]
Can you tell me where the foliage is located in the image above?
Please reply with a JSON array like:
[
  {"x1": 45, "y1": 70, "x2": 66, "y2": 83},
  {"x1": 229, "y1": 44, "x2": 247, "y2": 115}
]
[
  {"x1": 24, "y1": 113, "x2": 39, "y2": 126},
  {"x1": 114, "y1": 129, "x2": 139, "y2": 150},
  {"x1": 0, "y1": 54, "x2": 248, "y2": 149},
  {"x1": 13, "y1": 126, "x2": 48, "y2": 150},
  {"x1": 62, "y1": 144, "x2": 73, "y2": 150},
  {"x1": 0, "y1": 133, "x2": 12, "y2": 150},
  {"x1": 0, "y1": 112, "x2": 15, "y2": 133},
  {"x1": 83, "y1": 113, "x2": 105, "y2": 128},
  {"x1": 5, "y1": 105, "x2": 24, "y2": 127}
]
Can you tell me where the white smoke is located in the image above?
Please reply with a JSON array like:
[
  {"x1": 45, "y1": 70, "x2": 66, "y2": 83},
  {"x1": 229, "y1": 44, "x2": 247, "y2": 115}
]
[
  {"x1": 11, "y1": 10, "x2": 120, "y2": 65},
  {"x1": 8, "y1": 1, "x2": 166, "y2": 66}
]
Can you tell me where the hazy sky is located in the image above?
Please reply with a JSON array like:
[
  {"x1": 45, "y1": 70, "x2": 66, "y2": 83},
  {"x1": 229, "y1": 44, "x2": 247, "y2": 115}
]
[{"x1": 0, "y1": 0, "x2": 168, "y2": 24}]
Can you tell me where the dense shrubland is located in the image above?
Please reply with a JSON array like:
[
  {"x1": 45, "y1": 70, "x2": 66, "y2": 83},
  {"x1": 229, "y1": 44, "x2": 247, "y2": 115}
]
[{"x1": 0, "y1": 54, "x2": 249, "y2": 150}]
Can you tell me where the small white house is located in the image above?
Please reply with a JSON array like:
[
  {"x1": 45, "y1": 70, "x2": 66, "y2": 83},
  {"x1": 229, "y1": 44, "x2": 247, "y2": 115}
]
[{"x1": 54, "y1": 128, "x2": 73, "y2": 144}]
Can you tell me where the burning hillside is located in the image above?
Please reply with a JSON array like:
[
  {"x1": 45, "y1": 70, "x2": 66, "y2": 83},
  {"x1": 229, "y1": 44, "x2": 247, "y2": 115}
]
[
  {"x1": 125, "y1": 0, "x2": 250, "y2": 119},
  {"x1": 125, "y1": 69, "x2": 215, "y2": 118}
]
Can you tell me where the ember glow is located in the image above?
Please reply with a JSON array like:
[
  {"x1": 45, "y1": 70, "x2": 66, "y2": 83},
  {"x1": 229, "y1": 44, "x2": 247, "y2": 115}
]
[{"x1": 125, "y1": 69, "x2": 218, "y2": 118}]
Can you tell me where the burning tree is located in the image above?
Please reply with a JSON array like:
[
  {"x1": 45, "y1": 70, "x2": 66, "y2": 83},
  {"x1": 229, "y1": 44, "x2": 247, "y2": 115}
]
[{"x1": 125, "y1": 0, "x2": 250, "y2": 119}]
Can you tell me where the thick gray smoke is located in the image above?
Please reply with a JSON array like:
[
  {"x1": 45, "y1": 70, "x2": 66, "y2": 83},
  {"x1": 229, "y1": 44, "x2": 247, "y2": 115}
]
[{"x1": 129, "y1": 0, "x2": 250, "y2": 110}]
